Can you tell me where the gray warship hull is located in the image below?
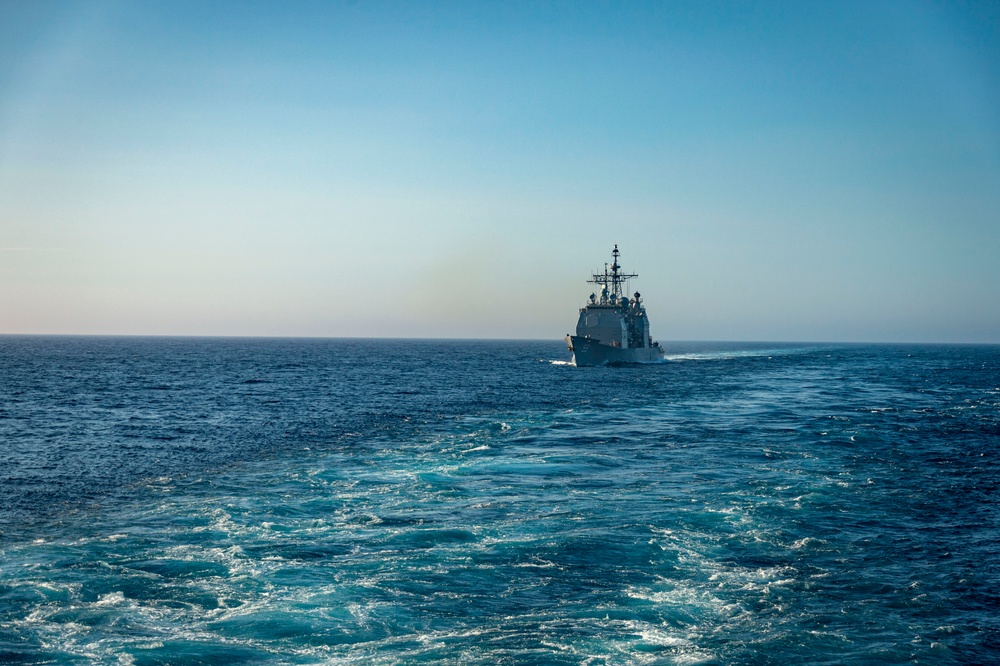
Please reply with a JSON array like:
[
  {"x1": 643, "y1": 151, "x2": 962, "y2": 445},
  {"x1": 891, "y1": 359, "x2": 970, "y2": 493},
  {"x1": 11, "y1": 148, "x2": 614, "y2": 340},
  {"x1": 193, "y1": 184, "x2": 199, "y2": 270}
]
[{"x1": 567, "y1": 335, "x2": 665, "y2": 367}]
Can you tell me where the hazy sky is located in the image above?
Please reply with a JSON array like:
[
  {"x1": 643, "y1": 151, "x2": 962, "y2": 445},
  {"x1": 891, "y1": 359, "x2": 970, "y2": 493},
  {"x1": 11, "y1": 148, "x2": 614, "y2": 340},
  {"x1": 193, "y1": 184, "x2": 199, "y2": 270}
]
[{"x1": 2, "y1": 1, "x2": 998, "y2": 342}]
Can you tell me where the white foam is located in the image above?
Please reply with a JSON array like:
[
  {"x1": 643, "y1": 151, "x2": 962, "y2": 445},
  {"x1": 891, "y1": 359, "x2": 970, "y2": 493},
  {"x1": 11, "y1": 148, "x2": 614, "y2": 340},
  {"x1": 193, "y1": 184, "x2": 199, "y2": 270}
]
[
  {"x1": 791, "y1": 537, "x2": 826, "y2": 549},
  {"x1": 96, "y1": 591, "x2": 126, "y2": 606},
  {"x1": 665, "y1": 347, "x2": 812, "y2": 362}
]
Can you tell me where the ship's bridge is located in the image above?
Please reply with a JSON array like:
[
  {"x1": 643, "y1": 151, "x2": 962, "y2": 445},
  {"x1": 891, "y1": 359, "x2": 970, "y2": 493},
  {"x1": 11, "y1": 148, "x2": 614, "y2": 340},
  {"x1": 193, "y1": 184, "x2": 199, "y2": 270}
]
[{"x1": 576, "y1": 305, "x2": 629, "y2": 347}]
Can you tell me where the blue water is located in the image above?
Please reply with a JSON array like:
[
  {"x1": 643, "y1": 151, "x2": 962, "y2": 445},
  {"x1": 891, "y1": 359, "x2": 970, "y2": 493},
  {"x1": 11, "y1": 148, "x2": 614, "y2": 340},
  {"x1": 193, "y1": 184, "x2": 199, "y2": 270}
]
[{"x1": 1, "y1": 337, "x2": 998, "y2": 664}]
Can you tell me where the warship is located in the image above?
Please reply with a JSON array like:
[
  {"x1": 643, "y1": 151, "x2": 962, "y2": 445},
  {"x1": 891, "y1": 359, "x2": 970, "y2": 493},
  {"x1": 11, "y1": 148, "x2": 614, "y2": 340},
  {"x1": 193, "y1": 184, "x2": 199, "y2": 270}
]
[{"x1": 566, "y1": 245, "x2": 665, "y2": 366}]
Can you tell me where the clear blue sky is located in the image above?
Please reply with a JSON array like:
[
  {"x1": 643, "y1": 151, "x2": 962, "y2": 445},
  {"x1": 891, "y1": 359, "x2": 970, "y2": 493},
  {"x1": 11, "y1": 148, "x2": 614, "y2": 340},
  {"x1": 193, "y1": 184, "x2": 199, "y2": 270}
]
[{"x1": 2, "y1": 1, "x2": 998, "y2": 342}]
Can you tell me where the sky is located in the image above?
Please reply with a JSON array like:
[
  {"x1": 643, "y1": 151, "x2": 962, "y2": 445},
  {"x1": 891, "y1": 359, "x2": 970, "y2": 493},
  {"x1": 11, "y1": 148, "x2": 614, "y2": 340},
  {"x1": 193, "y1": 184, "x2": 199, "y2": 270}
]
[{"x1": 1, "y1": 1, "x2": 998, "y2": 342}]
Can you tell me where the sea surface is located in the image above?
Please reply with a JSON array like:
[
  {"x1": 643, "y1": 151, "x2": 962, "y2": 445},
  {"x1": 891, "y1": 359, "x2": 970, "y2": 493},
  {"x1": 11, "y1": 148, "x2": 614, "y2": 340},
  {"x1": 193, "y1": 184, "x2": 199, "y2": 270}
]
[{"x1": 1, "y1": 337, "x2": 998, "y2": 665}]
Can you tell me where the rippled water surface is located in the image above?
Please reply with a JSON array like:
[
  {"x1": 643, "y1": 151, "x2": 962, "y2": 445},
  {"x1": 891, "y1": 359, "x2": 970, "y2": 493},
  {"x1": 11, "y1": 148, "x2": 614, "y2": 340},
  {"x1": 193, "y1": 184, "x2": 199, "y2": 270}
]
[{"x1": 1, "y1": 337, "x2": 998, "y2": 664}]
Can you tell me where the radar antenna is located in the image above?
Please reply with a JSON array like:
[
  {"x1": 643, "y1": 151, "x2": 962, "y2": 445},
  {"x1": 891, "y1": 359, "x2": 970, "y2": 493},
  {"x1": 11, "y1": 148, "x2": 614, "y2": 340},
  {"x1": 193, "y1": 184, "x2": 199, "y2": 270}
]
[{"x1": 587, "y1": 244, "x2": 638, "y2": 303}]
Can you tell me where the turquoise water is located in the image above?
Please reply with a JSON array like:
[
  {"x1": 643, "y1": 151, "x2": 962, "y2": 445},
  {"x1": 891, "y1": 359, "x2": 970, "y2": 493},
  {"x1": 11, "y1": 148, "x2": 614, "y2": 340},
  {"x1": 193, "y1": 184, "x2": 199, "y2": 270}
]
[{"x1": 1, "y1": 338, "x2": 998, "y2": 664}]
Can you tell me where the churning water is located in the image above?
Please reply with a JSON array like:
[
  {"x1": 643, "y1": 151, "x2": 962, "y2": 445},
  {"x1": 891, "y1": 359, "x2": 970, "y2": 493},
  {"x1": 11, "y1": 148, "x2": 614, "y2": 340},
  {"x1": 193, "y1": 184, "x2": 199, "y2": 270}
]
[{"x1": 1, "y1": 337, "x2": 998, "y2": 664}]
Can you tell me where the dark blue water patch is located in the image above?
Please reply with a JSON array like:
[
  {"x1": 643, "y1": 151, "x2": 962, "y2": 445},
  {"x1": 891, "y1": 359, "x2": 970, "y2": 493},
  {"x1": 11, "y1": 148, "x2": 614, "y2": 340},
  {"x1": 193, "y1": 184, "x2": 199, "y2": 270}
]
[{"x1": 0, "y1": 337, "x2": 565, "y2": 532}]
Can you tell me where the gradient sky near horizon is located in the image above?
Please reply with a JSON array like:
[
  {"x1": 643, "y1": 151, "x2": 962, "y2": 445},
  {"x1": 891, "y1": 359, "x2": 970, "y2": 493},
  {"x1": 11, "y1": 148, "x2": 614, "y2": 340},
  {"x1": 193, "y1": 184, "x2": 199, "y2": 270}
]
[{"x1": 2, "y1": 1, "x2": 998, "y2": 342}]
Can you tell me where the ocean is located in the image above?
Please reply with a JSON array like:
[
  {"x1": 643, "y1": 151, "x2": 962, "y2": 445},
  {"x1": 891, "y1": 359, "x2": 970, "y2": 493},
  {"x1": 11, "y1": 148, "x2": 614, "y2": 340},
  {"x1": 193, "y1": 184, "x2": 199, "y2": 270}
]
[{"x1": 0, "y1": 337, "x2": 997, "y2": 664}]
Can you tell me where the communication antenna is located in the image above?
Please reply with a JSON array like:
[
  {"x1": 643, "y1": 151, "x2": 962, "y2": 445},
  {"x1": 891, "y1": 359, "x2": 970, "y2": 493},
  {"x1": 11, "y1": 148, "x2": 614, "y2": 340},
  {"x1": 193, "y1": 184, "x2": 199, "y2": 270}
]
[{"x1": 587, "y1": 244, "x2": 638, "y2": 302}]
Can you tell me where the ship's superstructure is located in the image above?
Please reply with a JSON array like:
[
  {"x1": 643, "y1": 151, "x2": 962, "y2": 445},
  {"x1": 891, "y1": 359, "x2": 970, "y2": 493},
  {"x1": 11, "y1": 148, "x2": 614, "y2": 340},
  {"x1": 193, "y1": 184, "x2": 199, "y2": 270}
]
[{"x1": 566, "y1": 245, "x2": 664, "y2": 366}]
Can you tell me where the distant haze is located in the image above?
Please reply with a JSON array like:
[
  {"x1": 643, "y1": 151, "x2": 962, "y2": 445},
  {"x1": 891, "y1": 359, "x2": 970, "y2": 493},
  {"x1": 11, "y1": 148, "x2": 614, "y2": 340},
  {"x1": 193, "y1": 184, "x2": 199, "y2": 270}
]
[{"x1": 2, "y1": 1, "x2": 998, "y2": 342}]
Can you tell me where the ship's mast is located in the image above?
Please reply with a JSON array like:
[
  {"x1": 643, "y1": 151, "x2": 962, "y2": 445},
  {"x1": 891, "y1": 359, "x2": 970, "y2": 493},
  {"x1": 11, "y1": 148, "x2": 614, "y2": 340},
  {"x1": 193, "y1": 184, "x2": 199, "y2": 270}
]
[{"x1": 588, "y1": 244, "x2": 637, "y2": 303}]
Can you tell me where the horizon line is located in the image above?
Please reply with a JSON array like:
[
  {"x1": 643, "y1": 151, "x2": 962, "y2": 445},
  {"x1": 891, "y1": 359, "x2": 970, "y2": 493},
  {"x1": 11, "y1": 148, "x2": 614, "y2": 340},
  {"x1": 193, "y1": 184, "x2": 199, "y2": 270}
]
[{"x1": 1, "y1": 333, "x2": 997, "y2": 346}]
